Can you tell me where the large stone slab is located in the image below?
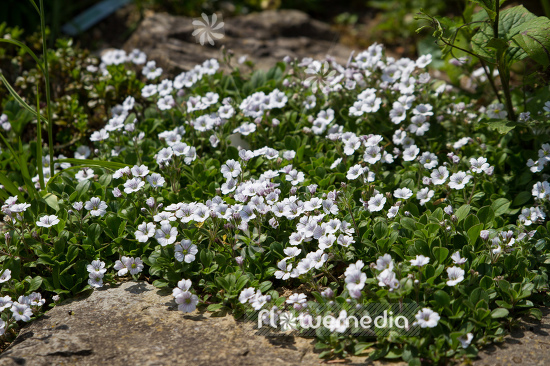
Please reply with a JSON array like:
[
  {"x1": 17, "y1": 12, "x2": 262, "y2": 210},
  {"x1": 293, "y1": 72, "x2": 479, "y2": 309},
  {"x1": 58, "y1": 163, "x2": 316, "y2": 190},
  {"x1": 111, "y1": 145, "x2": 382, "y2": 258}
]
[
  {"x1": 0, "y1": 281, "x2": 385, "y2": 366},
  {"x1": 123, "y1": 10, "x2": 354, "y2": 72}
]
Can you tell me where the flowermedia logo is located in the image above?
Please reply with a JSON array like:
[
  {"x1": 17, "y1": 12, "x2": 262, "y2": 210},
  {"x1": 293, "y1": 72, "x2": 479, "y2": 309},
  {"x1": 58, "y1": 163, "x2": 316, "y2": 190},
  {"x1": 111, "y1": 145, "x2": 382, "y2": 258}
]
[
  {"x1": 192, "y1": 13, "x2": 225, "y2": 46},
  {"x1": 241, "y1": 302, "x2": 421, "y2": 337}
]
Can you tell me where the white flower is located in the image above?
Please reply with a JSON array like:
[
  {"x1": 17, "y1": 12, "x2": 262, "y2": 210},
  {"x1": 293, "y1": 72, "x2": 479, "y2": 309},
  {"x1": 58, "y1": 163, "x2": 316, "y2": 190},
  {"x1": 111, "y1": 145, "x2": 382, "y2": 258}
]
[
  {"x1": 135, "y1": 222, "x2": 156, "y2": 242},
  {"x1": 286, "y1": 293, "x2": 307, "y2": 305},
  {"x1": 402, "y1": 145, "x2": 420, "y2": 161},
  {"x1": 88, "y1": 271, "x2": 104, "y2": 288},
  {"x1": 458, "y1": 333, "x2": 474, "y2": 348},
  {"x1": 155, "y1": 223, "x2": 178, "y2": 246},
  {"x1": 85, "y1": 197, "x2": 108, "y2": 217},
  {"x1": 446, "y1": 266, "x2": 465, "y2": 286},
  {"x1": 123, "y1": 178, "x2": 145, "y2": 194},
  {"x1": 147, "y1": 173, "x2": 165, "y2": 187},
  {"x1": 487, "y1": 103, "x2": 507, "y2": 119},
  {"x1": 131, "y1": 165, "x2": 150, "y2": 177},
  {"x1": 431, "y1": 166, "x2": 449, "y2": 185},
  {"x1": 376, "y1": 254, "x2": 394, "y2": 271},
  {"x1": 90, "y1": 129, "x2": 109, "y2": 142},
  {"x1": 174, "y1": 240, "x2": 198, "y2": 263},
  {"x1": 416, "y1": 187, "x2": 434, "y2": 206},
  {"x1": 175, "y1": 291, "x2": 199, "y2": 313},
  {"x1": 448, "y1": 171, "x2": 472, "y2": 190},
  {"x1": 345, "y1": 269, "x2": 367, "y2": 291},
  {"x1": 275, "y1": 260, "x2": 292, "y2": 280},
  {"x1": 410, "y1": 255, "x2": 430, "y2": 267},
  {"x1": 11, "y1": 303, "x2": 33, "y2": 322},
  {"x1": 173, "y1": 279, "x2": 192, "y2": 298},
  {"x1": 87, "y1": 260, "x2": 107, "y2": 275},
  {"x1": 239, "y1": 287, "x2": 256, "y2": 304},
  {"x1": 0, "y1": 295, "x2": 12, "y2": 311},
  {"x1": 414, "y1": 308, "x2": 440, "y2": 328},
  {"x1": 470, "y1": 157, "x2": 491, "y2": 174},
  {"x1": 36, "y1": 215, "x2": 60, "y2": 228},
  {"x1": 347, "y1": 164, "x2": 365, "y2": 180},
  {"x1": 75, "y1": 168, "x2": 95, "y2": 182},
  {"x1": 368, "y1": 194, "x2": 386, "y2": 212},
  {"x1": 0, "y1": 269, "x2": 11, "y2": 283},
  {"x1": 451, "y1": 251, "x2": 467, "y2": 265},
  {"x1": 394, "y1": 188, "x2": 413, "y2": 199},
  {"x1": 387, "y1": 205, "x2": 399, "y2": 219}
]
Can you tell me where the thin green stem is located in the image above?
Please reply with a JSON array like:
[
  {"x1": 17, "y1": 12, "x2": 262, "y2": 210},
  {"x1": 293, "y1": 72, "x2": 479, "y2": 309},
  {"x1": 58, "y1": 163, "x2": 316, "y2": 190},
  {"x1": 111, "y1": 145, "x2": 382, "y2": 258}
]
[
  {"x1": 36, "y1": 86, "x2": 45, "y2": 190},
  {"x1": 39, "y1": 0, "x2": 55, "y2": 178}
]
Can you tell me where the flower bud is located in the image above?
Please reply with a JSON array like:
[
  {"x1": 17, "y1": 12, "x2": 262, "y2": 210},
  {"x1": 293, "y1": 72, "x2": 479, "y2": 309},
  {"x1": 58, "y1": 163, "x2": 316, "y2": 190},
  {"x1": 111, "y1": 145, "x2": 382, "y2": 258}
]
[{"x1": 480, "y1": 230, "x2": 490, "y2": 241}]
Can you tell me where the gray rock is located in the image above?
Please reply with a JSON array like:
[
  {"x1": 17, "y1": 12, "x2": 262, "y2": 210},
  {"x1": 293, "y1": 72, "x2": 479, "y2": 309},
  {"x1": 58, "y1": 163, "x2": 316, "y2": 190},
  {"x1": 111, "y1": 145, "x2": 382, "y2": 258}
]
[
  {"x1": 123, "y1": 10, "x2": 354, "y2": 73},
  {"x1": 471, "y1": 307, "x2": 550, "y2": 366},
  {"x1": 0, "y1": 281, "x2": 365, "y2": 366}
]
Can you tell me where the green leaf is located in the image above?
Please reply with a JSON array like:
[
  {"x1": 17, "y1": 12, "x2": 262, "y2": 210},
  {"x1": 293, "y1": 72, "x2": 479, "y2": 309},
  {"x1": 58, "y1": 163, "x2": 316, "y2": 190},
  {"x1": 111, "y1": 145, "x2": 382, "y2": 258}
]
[
  {"x1": 57, "y1": 158, "x2": 129, "y2": 170},
  {"x1": 374, "y1": 220, "x2": 388, "y2": 239},
  {"x1": 511, "y1": 16, "x2": 550, "y2": 67},
  {"x1": 467, "y1": 224, "x2": 484, "y2": 246},
  {"x1": 491, "y1": 198, "x2": 510, "y2": 216},
  {"x1": 433, "y1": 247, "x2": 449, "y2": 263},
  {"x1": 490, "y1": 308, "x2": 510, "y2": 318},
  {"x1": 28, "y1": 276, "x2": 43, "y2": 292},
  {"x1": 471, "y1": 6, "x2": 538, "y2": 64},
  {"x1": 455, "y1": 204, "x2": 471, "y2": 222},
  {"x1": 41, "y1": 192, "x2": 60, "y2": 211},
  {"x1": 434, "y1": 289, "x2": 451, "y2": 307},
  {"x1": 401, "y1": 217, "x2": 416, "y2": 231},
  {"x1": 482, "y1": 119, "x2": 517, "y2": 134}
]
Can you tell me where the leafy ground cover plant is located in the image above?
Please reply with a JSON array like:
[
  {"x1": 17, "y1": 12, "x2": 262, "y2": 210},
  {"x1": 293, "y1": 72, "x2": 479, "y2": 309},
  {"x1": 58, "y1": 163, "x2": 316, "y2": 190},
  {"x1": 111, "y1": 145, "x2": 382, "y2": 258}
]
[{"x1": 1, "y1": 17, "x2": 550, "y2": 366}]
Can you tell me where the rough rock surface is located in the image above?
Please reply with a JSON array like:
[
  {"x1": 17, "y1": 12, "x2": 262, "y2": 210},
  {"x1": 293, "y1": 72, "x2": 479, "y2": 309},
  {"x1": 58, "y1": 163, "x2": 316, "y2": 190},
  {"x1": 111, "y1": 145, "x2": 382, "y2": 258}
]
[
  {"x1": 0, "y1": 281, "x2": 393, "y2": 366},
  {"x1": 471, "y1": 307, "x2": 550, "y2": 366},
  {"x1": 123, "y1": 10, "x2": 354, "y2": 72}
]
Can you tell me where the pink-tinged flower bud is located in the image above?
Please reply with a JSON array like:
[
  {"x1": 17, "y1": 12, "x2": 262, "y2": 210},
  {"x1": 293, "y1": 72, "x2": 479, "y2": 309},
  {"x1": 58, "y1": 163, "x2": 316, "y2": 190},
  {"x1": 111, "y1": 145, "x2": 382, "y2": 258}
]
[
  {"x1": 4, "y1": 232, "x2": 11, "y2": 243},
  {"x1": 485, "y1": 166, "x2": 494, "y2": 176},
  {"x1": 113, "y1": 187, "x2": 122, "y2": 198},
  {"x1": 321, "y1": 288, "x2": 334, "y2": 298},
  {"x1": 480, "y1": 230, "x2": 490, "y2": 241},
  {"x1": 290, "y1": 187, "x2": 298, "y2": 195},
  {"x1": 235, "y1": 256, "x2": 244, "y2": 266},
  {"x1": 307, "y1": 184, "x2": 317, "y2": 194},
  {"x1": 451, "y1": 215, "x2": 458, "y2": 223}
]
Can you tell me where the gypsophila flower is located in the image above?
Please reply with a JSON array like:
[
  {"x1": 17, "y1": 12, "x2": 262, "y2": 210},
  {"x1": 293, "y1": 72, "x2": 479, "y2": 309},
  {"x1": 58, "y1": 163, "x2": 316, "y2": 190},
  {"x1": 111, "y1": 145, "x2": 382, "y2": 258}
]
[
  {"x1": 36, "y1": 215, "x2": 60, "y2": 228},
  {"x1": 414, "y1": 308, "x2": 440, "y2": 328},
  {"x1": 446, "y1": 266, "x2": 465, "y2": 286},
  {"x1": 0, "y1": 269, "x2": 11, "y2": 283},
  {"x1": 174, "y1": 240, "x2": 198, "y2": 263},
  {"x1": 85, "y1": 197, "x2": 108, "y2": 216},
  {"x1": 448, "y1": 171, "x2": 472, "y2": 190},
  {"x1": 155, "y1": 223, "x2": 178, "y2": 246}
]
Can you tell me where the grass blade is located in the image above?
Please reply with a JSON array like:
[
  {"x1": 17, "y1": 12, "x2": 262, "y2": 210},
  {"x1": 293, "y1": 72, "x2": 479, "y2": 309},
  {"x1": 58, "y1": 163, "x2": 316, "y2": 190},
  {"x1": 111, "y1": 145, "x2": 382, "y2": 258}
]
[{"x1": 0, "y1": 74, "x2": 48, "y2": 125}]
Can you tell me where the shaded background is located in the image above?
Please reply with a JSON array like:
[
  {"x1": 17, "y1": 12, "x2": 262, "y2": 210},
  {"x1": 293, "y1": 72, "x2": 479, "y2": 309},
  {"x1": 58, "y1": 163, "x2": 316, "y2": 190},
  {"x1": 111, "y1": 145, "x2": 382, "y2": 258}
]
[{"x1": 1, "y1": 0, "x2": 548, "y2": 56}]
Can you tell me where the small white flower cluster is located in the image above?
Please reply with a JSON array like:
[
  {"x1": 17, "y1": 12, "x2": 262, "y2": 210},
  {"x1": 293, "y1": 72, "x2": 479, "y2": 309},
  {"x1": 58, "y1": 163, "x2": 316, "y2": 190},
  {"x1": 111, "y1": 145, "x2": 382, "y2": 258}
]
[
  {"x1": 239, "y1": 287, "x2": 271, "y2": 310},
  {"x1": 112, "y1": 165, "x2": 166, "y2": 194},
  {"x1": 0, "y1": 270, "x2": 46, "y2": 334},
  {"x1": 114, "y1": 256, "x2": 144, "y2": 276},
  {"x1": 172, "y1": 279, "x2": 199, "y2": 313},
  {"x1": 87, "y1": 260, "x2": 106, "y2": 288}
]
